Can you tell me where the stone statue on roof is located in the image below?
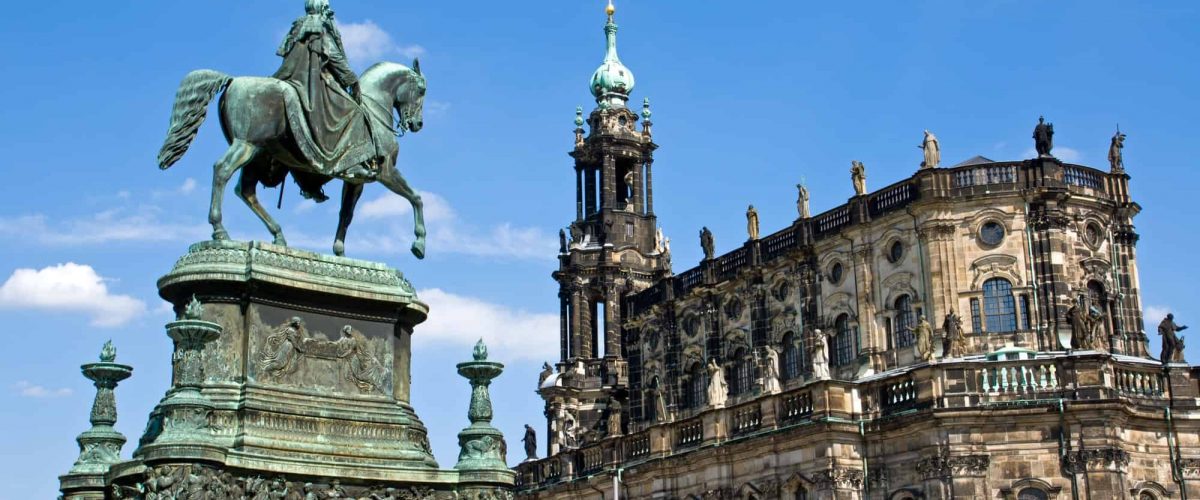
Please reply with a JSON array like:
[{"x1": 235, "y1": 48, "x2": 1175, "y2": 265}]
[
  {"x1": 796, "y1": 183, "x2": 810, "y2": 219},
  {"x1": 851, "y1": 161, "x2": 867, "y2": 196},
  {"x1": 700, "y1": 227, "x2": 715, "y2": 260},
  {"x1": 1108, "y1": 129, "x2": 1126, "y2": 173},
  {"x1": 1159, "y1": 313, "x2": 1189, "y2": 364},
  {"x1": 1033, "y1": 116, "x2": 1054, "y2": 157},
  {"x1": 746, "y1": 205, "x2": 760, "y2": 241},
  {"x1": 919, "y1": 129, "x2": 940, "y2": 169}
]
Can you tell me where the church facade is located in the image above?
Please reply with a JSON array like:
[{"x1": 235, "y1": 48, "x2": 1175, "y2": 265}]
[{"x1": 516, "y1": 4, "x2": 1200, "y2": 500}]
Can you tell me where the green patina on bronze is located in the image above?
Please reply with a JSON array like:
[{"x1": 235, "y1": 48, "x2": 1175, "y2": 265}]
[
  {"x1": 455, "y1": 339, "x2": 510, "y2": 472},
  {"x1": 156, "y1": 0, "x2": 429, "y2": 260}
]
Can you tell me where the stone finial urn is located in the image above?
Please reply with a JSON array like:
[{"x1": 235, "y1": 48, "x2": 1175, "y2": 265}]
[
  {"x1": 455, "y1": 339, "x2": 509, "y2": 471},
  {"x1": 59, "y1": 341, "x2": 134, "y2": 499}
]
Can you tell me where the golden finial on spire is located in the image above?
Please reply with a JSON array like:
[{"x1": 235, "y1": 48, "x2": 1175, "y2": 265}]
[{"x1": 606, "y1": 0, "x2": 615, "y2": 18}]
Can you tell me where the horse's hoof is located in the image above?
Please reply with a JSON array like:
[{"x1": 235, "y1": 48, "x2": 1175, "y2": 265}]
[
  {"x1": 333, "y1": 240, "x2": 345, "y2": 257},
  {"x1": 213, "y1": 229, "x2": 229, "y2": 241},
  {"x1": 411, "y1": 240, "x2": 426, "y2": 260},
  {"x1": 273, "y1": 235, "x2": 288, "y2": 247}
]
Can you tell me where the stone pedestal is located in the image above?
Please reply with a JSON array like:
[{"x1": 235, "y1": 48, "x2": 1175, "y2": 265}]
[{"x1": 96, "y1": 240, "x2": 513, "y2": 497}]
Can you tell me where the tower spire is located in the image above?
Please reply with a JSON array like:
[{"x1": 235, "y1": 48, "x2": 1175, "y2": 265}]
[{"x1": 590, "y1": 0, "x2": 635, "y2": 108}]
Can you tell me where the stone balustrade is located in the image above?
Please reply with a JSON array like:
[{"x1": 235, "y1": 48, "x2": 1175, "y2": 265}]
[{"x1": 516, "y1": 352, "x2": 1192, "y2": 490}]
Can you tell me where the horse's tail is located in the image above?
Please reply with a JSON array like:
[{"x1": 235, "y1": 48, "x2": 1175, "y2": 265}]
[{"x1": 157, "y1": 69, "x2": 233, "y2": 170}]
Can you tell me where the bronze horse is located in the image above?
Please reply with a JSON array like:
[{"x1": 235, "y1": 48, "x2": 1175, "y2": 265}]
[{"x1": 156, "y1": 60, "x2": 427, "y2": 259}]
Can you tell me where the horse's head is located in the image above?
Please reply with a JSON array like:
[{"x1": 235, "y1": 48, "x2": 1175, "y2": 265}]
[
  {"x1": 394, "y1": 59, "x2": 426, "y2": 133},
  {"x1": 360, "y1": 60, "x2": 426, "y2": 134}
]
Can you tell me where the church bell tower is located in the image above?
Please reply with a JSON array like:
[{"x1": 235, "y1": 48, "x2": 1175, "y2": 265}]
[{"x1": 542, "y1": 1, "x2": 669, "y2": 454}]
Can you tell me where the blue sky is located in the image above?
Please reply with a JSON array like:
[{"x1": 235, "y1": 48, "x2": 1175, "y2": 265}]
[{"x1": 2, "y1": 1, "x2": 1198, "y2": 497}]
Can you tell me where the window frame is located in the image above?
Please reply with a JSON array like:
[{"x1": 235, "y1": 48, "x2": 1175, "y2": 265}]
[{"x1": 983, "y1": 278, "x2": 1018, "y2": 333}]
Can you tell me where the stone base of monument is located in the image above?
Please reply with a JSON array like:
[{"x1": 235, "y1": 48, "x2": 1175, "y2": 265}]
[{"x1": 96, "y1": 241, "x2": 512, "y2": 497}]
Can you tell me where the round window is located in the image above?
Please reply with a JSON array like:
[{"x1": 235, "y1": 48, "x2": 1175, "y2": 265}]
[
  {"x1": 830, "y1": 262, "x2": 844, "y2": 284},
  {"x1": 1084, "y1": 223, "x2": 1103, "y2": 247},
  {"x1": 980, "y1": 221, "x2": 1006, "y2": 247},
  {"x1": 888, "y1": 241, "x2": 904, "y2": 263}
]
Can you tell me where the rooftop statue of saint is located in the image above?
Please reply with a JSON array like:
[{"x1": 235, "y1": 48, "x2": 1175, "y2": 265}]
[
  {"x1": 1033, "y1": 116, "x2": 1054, "y2": 157},
  {"x1": 1108, "y1": 129, "x2": 1127, "y2": 173},
  {"x1": 851, "y1": 161, "x2": 867, "y2": 196},
  {"x1": 919, "y1": 129, "x2": 940, "y2": 169},
  {"x1": 156, "y1": 0, "x2": 429, "y2": 259}
]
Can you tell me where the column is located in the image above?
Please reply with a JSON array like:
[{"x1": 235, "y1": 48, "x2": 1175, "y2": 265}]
[
  {"x1": 585, "y1": 167, "x2": 597, "y2": 215},
  {"x1": 630, "y1": 163, "x2": 643, "y2": 213},
  {"x1": 602, "y1": 154, "x2": 616, "y2": 211},
  {"x1": 645, "y1": 159, "x2": 654, "y2": 215},
  {"x1": 605, "y1": 286, "x2": 621, "y2": 358},
  {"x1": 571, "y1": 289, "x2": 585, "y2": 359},
  {"x1": 575, "y1": 166, "x2": 584, "y2": 221},
  {"x1": 560, "y1": 290, "x2": 570, "y2": 361}
]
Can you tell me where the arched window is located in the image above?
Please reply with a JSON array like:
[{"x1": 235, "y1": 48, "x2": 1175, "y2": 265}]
[
  {"x1": 731, "y1": 348, "x2": 753, "y2": 396},
  {"x1": 684, "y1": 363, "x2": 705, "y2": 409},
  {"x1": 795, "y1": 485, "x2": 809, "y2": 500},
  {"x1": 782, "y1": 332, "x2": 803, "y2": 380},
  {"x1": 894, "y1": 295, "x2": 914, "y2": 347},
  {"x1": 983, "y1": 278, "x2": 1017, "y2": 333},
  {"x1": 832, "y1": 314, "x2": 856, "y2": 366}
]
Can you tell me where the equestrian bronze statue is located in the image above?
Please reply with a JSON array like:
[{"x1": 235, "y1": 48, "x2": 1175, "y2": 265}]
[{"x1": 156, "y1": 0, "x2": 428, "y2": 259}]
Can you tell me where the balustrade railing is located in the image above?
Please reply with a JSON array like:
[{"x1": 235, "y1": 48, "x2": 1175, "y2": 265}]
[
  {"x1": 782, "y1": 391, "x2": 814, "y2": 424},
  {"x1": 716, "y1": 247, "x2": 749, "y2": 282},
  {"x1": 676, "y1": 417, "x2": 703, "y2": 449},
  {"x1": 732, "y1": 403, "x2": 762, "y2": 436},
  {"x1": 869, "y1": 182, "x2": 916, "y2": 215},
  {"x1": 953, "y1": 164, "x2": 1018, "y2": 187},
  {"x1": 1064, "y1": 165, "x2": 1103, "y2": 190},
  {"x1": 675, "y1": 267, "x2": 703, "y2": 297},
  {"x1": 761, "y1": 227, "x2": 799, "y2": 262},
  {"x1": 625, "y1": 431, "x2": 650, "y2": 460},
  {"x1": 815, "y1": 206, "x2": 851, "y2": 234},
  {"x1": 881, "y1": 378, "x2": 918, "y2": 414},
  {"x1": 580, "y1": 445, "x2": 604, "y2": 474},
  {"x1": 1115, "y1": 366, "x2": 1165, "y2": 397},
  {"x1": 979, "y1": 359, "x2": 1060, "y2": 396}
]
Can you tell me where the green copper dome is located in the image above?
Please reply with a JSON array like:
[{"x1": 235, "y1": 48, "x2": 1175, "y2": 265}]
[{"x1": 590, "y1": 3, "x2": 634, "y2": 108}]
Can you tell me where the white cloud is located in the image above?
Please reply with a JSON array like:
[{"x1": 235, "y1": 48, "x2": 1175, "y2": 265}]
[
  {"x1": 12, "y1": 381, "x2": 73, "y2": 398},
  {"x1": 1144, "y1": 305, "x2": 1170, "y2": 328},
  {"x1": 337, "y1": 20, "x2": 426, "y2": 66},
  {"x1": 356, "y1": 192, "x2": 556, "y2": 260},
  {"x1": 414, "y1": 288, "x2": 558, "y2": 361},
  {"x1": 0, "y1": 263, "x2": 146, "y2": 327},
  {"x1": 179, "y1": 178, "x2": 197, "y2": 195},
  {"x1": 0, "y1": 207, "x2": 208, "y2": 246},
  {"x1": 1021, "y1": 146, "x2": 1083, "y2": 163},
  {"x1": 361, "y1": 191, "x2": 454, "y2": 223}
]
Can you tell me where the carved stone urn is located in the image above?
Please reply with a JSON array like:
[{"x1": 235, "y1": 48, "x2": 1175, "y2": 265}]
[{"x1": 455, "y1": 339, "x2": 509, "y2": 471}]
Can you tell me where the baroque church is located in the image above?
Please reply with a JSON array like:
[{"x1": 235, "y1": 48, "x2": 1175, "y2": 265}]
[{"x1": 516, "y1": 3, "x2": 1200, "y2": 500}]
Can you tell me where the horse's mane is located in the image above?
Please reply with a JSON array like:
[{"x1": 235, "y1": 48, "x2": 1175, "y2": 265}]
[{"x1": 361, "y1": 62, "x2": 412, "y2": 84}]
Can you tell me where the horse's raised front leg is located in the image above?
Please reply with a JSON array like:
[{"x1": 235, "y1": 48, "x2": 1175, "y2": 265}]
[
  {"x1": 210, "y1": 140, "x2": 259, "y2": 241},
  {"x1": 377, "y1": 165, "x2": 426, "y2": 259},
  {"x1": 236, "y1": 162, "x2": 286, "y2": 246},
  {"x1": 333, "y1": 182, "x2": 364, "y2": 256}
]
